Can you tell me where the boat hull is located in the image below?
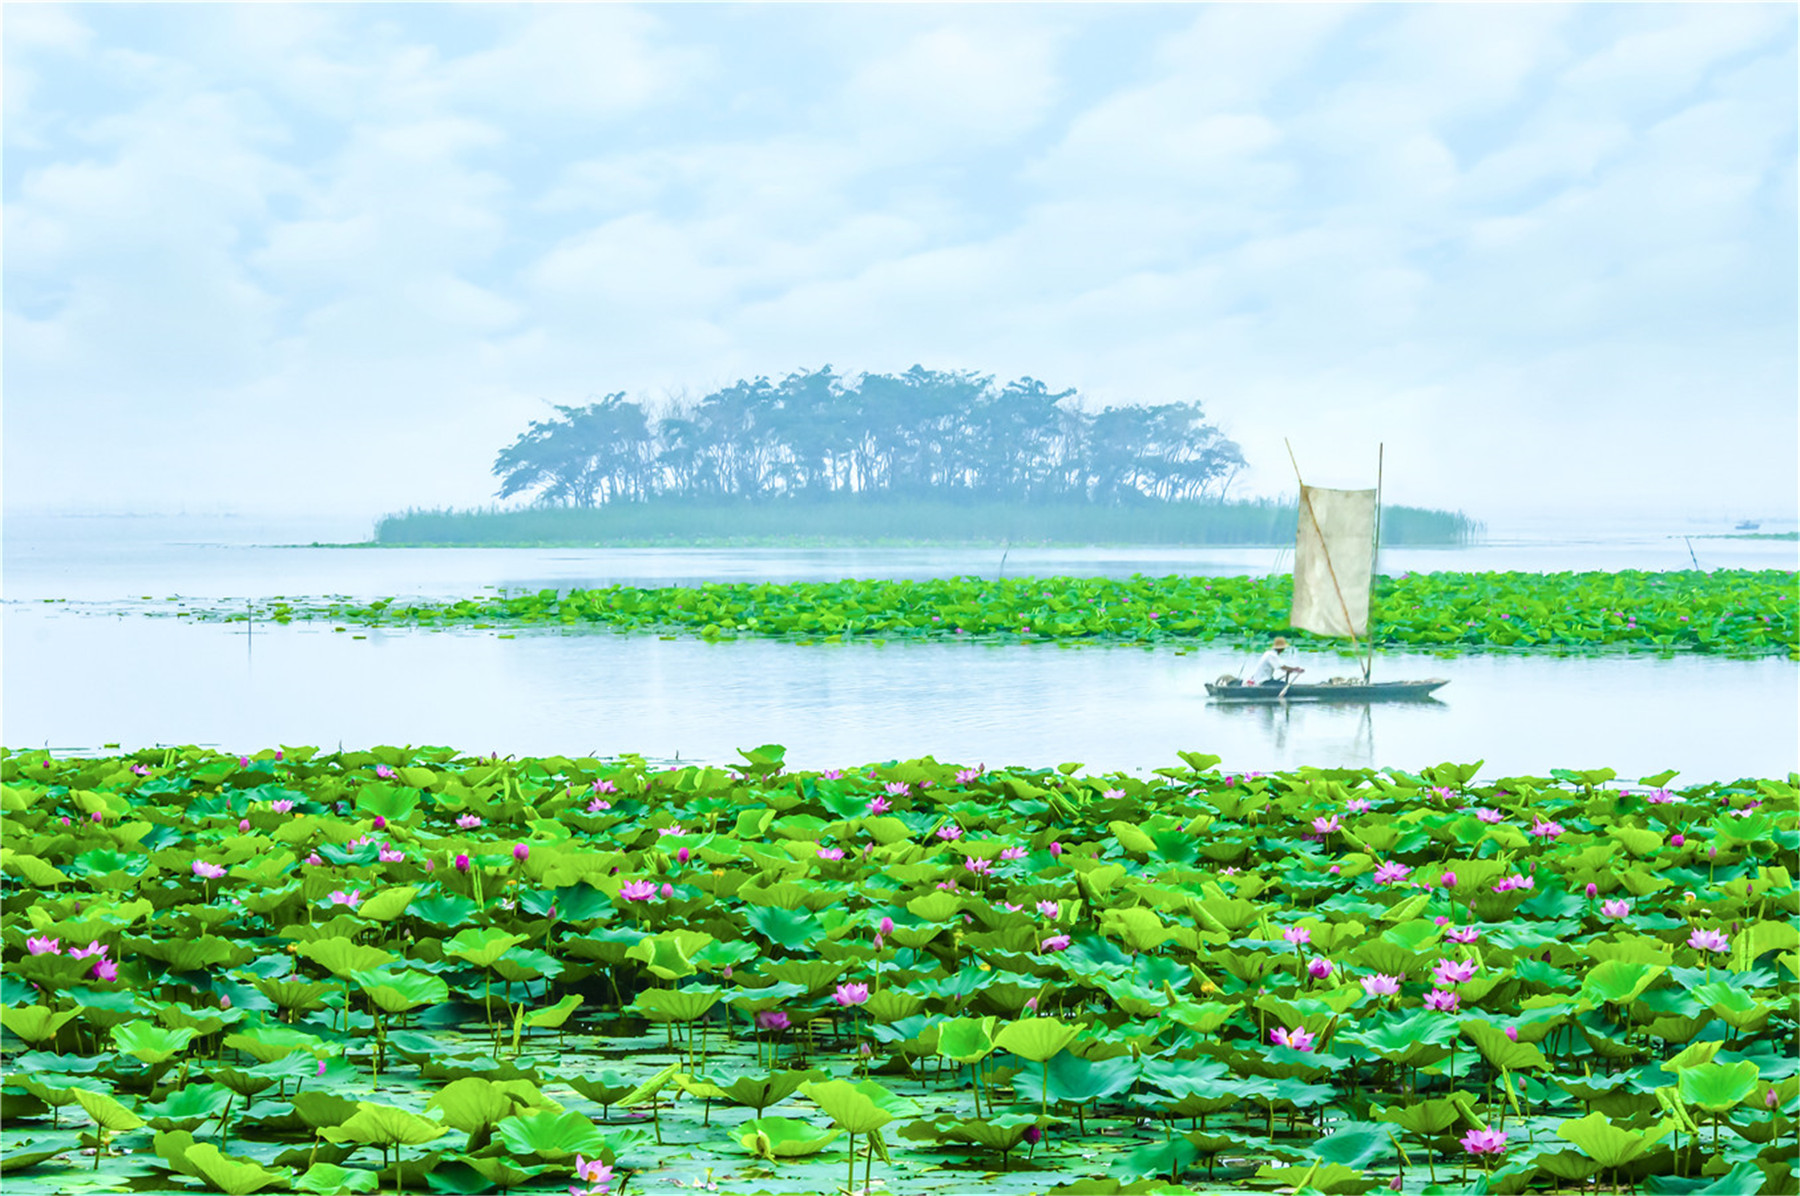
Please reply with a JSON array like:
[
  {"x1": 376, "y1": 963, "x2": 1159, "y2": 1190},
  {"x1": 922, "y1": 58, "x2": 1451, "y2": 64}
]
[{"x1": 1206, "y1": 679, "x2": 1449, "y2": 703}]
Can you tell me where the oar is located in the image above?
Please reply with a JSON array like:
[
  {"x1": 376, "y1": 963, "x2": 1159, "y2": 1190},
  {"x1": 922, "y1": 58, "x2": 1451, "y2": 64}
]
[{"x1": 1277, "y1": 669, "x2": 1295, "y2": 701}]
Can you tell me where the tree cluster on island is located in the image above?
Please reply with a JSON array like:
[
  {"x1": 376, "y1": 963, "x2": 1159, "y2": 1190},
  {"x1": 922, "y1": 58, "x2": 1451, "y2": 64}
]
[{"x1": 491, "y1": 366, "x2": 1246, "y2": 509}]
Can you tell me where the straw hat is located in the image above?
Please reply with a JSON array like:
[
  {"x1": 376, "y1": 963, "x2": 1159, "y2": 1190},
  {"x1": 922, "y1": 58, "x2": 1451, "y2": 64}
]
[{"x1": 1271, "y1": 636, "x2": 1290, "y2": 649}]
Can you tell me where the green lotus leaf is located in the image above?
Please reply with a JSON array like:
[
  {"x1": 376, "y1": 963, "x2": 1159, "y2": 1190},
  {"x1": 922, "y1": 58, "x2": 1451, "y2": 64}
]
[
  {"x1": 743, "y1": 906, "x2": 818, "y2": 951},
  {"x1": 0, "y1": 1146, "x2": 67, "y2": 1173},
  {"x1": 322, "y1": 1103, "x2": 449, "y2": 1148},
  {"x1": 351, "y1": 967, "x2": 450, "y2": 1014},
  {"x1": 295, "y1": 938, "x2": 396, "y2": 979},
  {"x1": 443, "y1": 927, "x2": 528, "y2": 970},
  {"x1": 733, "y1": 1115, "x2": 842, "y2": 1159},
  {"x1": 425, "y1": 1078, "x2": 520, "y2": 1134},
  {"x1": 1582, "y1": 960, "x2": 1665, "y2": 1006},
  {"x1": 221, "y1": 1024, "x2": 327, "y2": 1065},
  {"x1": 183, "y1": 1142, "x2": 294, "y2": 1195},
  {"x1": 563, "y1": 1071, "x2": 635, "y2": 1108},
  {"x1": 0, "y1": 1005, "x2": 82, "y2": 1046},
  {"x1": 289, "y1": 1092, "x2": 361, "y2": 1131},
  {"x1": 71, "y1": 1086, "x2": 147, "y2": 1132},
  {"x1": 112, "y1": 1020, "x2": 199, "y2": 1065},
  {"x1": 994, "y1": 1016, "x2": 1085, "y2": 1063},
  {"x1": 522, "y1": 993, "x2": 583, "y2": 1030},
  {"x1": 631, "y1": 988, "x2": 717, "y2": 1022},
  {"x1": 142, "y1": 1083, "x2": 234, "y2": 1129},
  {"x1": 1678, "y1": 1060, "x2": 1761, "y2": 1113},
  {"x1": 1688, "y1": 981, "x2": 1774, "y2": 1032},
  {"x1": 935, "y1": 1016, "x2": 997, "y2": 1064},
  {"x1": 1014, "y1": 1052, "x2": 1141, "y2": 1106},
  {"x1": 1459, "y1": 1019, "x2": 1551, "y2": 1072},
  {"x1": 493, "y1": 1108, "x2": 605, "y2": 1161},
  {"x1": 352, "y1": 785, "x2": 420, "y2": 822},
  {"x1": 1555, "y1": 1111, "x2": 1674, "y2": 1168},
  {"x1": 295, "y1": 1162, "x2": 378, "y2": 1194},
  {"x1": 616, "y1": 1063, "x2": 679, "y2": 1108},
  {"x1": 354, "y1": 886, "x2": 417, "y2": 923},
  {"x1": 800, "y1": 1078, "x2": 915, "y2": 1134}
]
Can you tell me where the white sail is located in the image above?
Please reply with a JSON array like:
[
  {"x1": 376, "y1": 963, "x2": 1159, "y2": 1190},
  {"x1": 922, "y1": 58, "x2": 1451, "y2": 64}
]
[{"x1": 1291, "y1": 484, "x2": 1376, "y2": 639}]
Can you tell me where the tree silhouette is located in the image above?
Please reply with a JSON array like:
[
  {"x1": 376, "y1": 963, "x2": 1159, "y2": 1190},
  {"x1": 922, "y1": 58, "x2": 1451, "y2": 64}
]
[{"x1": 491, "y1": 367, "x2": 1244, "y2": 507}]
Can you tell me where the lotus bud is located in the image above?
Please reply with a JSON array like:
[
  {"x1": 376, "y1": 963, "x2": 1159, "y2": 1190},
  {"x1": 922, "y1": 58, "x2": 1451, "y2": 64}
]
[
  {"x1": 1049, "y1": 842, "x2": 1063, "y2": 856},
  {"x1": 1023, "y1": 1125, "x2": 1043, "y2": 1145},
  {"x1": 1442, "y1": 872, "x2": 1456, "y2": 889},
  {"x1": 1585, "y1": 882, "x2": 1597, "y2": 898},
  {"x1": 219, "y1": 995, "x2": 231, "y2": 1009},
  {"x1": 677, "y1": 846, "x2": 691, "y2": 864},
  {"x1": 1671, "y1": 833, "x2": 1685, "y2": 847},
  {"x1": 661, "y1": 883, "x2": 674, "y2": 899},
  {"x1": 513, "y1": 843, "x2": 530, "y2": 862},
  {"x1": 424, "y1": 859, "x2": 435, "y2": 872},
  {"x1": 373, "y1": 815, "x2": 387, "y2": 831},
  {"x1": 239, "y1": 819, "x2": 250, "y2": 833},
  {"x1": 1766, "y1": 1089, "x2": 1778, "y2": 1109},
  {"x1": 455, "y1": 853, "x2": 471, "y2": 873},
  {"x1": 880, "y1": 917, "x2": 895, "y2": 935},
  {"x1": 1504, "y1": 1026, "x2": 1518, "y2": 1042}
]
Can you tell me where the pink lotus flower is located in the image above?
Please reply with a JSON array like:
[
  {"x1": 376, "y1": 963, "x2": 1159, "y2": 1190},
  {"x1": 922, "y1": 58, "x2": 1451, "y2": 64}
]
[
  {"x1": 821, "y1": 769, "x2": 844, "y2": 781},
  {"x1": 457, "y1": 814, "x2": 483, "y2": 829},
  {"x1": 130, "y1": 764, "x2": 150, "y2": 776},
  {"x1": 1584, "y1": 882, "x2": 1598, "y2": 898},
  {"x1": 833, "y1": 983, "x2": 870, "y2": 1007},
  {"x1": 587, "y1": 798, "x2": 611, "y2": 812},
  {"x1": 592, "y1": 779, "x2": 619, "y2": 794},
  {"x1": 1601, "y1": 898, "x2": 1630, "y2": 918},
  {"x1": 936, "y1": 824, "x2": 963, "y2": 841},
  {"x1": 91, "y1": 958, "x2": 119, "y2": 983},
  {"x1": 1311, "y1": 815, "x2": 1340, "y2": 835},
  {"x1": 1670, "y1": 833, "x2": 1686, "y2": 847},
  {"x1": 660, "y1": 883, "x2": 674, "y2": 899},
  {"x1": 1492, "y1": 873, "x2": 1533, "y2": 892},
  {"x1": 192, "y1": 861, "x2": 227, "y2": 880},
  {"x1": 756, "y1": 1010, "x2": 790, "y2": 1032},
  {"x1": 1282, "y1": 926, "x2": 1311, "y2": 947},
  {"x1": 1504, "y1": 1026, "x2": 1519, "y2": 1042},
  {"x1": 26, "y1": 936, "x2": 60, "y2": 956},
  {"x1": 619, "y1": 880, "x2": 658, "y2": 901},
  {"x1": 1039, "y1": 934, "x2": 1072, "y2": 953},
  {"x1": 375, "y1": 764, "x2": 394, "y2": 779},
  {"x1": 1461, "y1": 1127, "x2": 1507, "y2": 1156},
  {"x1": 305, "y1": 852, "x2": 324, "y2": 866},
  {"x1": 329, "y1": 890, "x2": 362, "y2": 908},
  {"x1": 1103, "y1": 788, "x2": 1126, "y2": 800},
  {"x1": 884, "y1": 781, "x2": 909, "y2": 796},
  {"x1": 1446, "y1": 926, "x2": 1481, "y2": 944},
  {"x1": 1360, "y1": 974, "x2": 1401, "y2": 997},
  {"x1": 657, "y1": 825, "x2": 687, "y2": 837},
  {"x1": 1037, "y1": 900, "x2": 1060, "y2": 919},
  {"x1": 454, "y1": 853, "x2": 471, "y2": 873},
  {"x1": 1441, "y1": 871, "x2": 1458, "y2": 889},
  {"x1": 1473, "y1": 807, "x2": 1503, "y2": 823},
  {"x1": 676, "y1": 846, "x2": 691, "y2": 864},
  {"x1": 867, "y1": 796, "x2": 891, "y2": 816},
  {"x1": 1049, "y1": 841, "x2": 1063, "y2": 856},
  {"x1": 371, "y1": 816, "x2": 387, "y2": 831},
  {"x1": 1433, "y1": 958, "x2": 1477, "y2": 986},
  {"x1": 1646, "y1": 789, "x2": 1682, "y2": 804},
  {"x1": 378, "y1": 846, "x2": 404, "y2": 863},
  {"x1": 1307, "y1": 958, "x2": 1334, "y2": 980},
  {"x1": 879, "y1": 917, "x2": 895, "y2": 935},
  {"x1": 1688, "y1": 928, "x2": 1730, "y2": 954},
  {"x1": 70, "y1": 941, "x2": 107, "y2": 960},
  {"x1": 1424, "y1": 988, "x2": 1461, "y2": 1012},
  {"x1": 817, "y1": 847, "x2": 846, "y2": 861},
  {"x1": 513, "y1": 843, "x2": 530, "y2": 862},
  {"x1": 954, "y1": 768, "x2": 981, "y2": 784},
  {"x1": 1373, "y1": 861, "x2": 1412, "y2": 885},
  {"x1": 964, "y1": 857, "x2": 992, "y2": 875},
  {"x1": 1000, "y1": 846, "x2": 1027, "y2": 861},
  {"x1": 1345, "y1": 798, "x2": 1371, "y2": 813},
  {"x1": 271, "y1": 799, "x2": 294, "y2": 813},
  {"x1": 1270, "y1": 1025, "x2": 1316, "y2": 1052},
  {"x1": 1530, "y1": 820, "x2": 1563, "y2": 840}
]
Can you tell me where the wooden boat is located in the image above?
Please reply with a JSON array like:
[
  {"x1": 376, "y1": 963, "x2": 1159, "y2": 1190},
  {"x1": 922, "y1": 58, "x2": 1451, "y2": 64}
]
[
  {"x1": 1206, "y1": 677, "x2": 1448, "y2": 702},
  {"x1": 1208, "y1": 442, "x2": 1450, "y2": 703}
]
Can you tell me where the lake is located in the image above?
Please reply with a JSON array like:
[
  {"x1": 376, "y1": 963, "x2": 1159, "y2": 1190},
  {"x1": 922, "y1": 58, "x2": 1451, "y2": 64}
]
[{"x1": 4, "y1": 514, "x2": 1796, "y2": 782}]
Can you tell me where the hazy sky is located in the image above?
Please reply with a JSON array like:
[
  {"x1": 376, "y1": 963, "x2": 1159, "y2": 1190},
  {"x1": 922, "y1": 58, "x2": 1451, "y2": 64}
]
[{"x1": 5, "y1": 4, "x2": 1796, "y2": 525}]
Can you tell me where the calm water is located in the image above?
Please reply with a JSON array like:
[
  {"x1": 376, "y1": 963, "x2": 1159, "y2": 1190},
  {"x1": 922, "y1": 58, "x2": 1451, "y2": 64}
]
[{"x1": 4, "y1": 515, "x2": 1796, "y2": 781}]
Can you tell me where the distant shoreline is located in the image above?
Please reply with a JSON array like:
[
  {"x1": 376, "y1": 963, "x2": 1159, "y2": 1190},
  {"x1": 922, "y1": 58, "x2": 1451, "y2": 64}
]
[{"x1": 363, "y1": 498, "x2": 1484, "y2": 549}]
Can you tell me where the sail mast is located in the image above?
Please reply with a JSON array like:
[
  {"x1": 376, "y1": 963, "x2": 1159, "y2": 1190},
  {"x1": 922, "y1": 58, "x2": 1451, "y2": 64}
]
[{"x1": 1364, "y1": 443, "x2": 1384, "y2": 682}]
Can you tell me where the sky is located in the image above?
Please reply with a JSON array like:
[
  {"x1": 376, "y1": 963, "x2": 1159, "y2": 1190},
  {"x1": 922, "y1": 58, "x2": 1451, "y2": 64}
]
[{"x1": 5, "y1": 3, "x2": 1796, "y2": 528}]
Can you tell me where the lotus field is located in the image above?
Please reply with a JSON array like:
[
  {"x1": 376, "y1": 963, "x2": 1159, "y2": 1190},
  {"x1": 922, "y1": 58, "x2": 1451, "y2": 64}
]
[
  {"x1": 180, "y1": 570, "x2": 1797, "y2": 656},
  {"x1": 3, "y1": 746, "x2": 1797, "y2": 1196}
]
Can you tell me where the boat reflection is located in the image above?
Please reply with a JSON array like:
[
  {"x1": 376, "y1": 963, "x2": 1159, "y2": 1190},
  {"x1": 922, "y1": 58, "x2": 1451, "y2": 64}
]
[{"x1": 1206, "y1": 695, "x2": 1449, "y2": 770}]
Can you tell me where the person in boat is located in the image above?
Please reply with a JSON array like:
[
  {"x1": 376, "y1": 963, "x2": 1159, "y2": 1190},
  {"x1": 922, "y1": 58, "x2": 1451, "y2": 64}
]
[{"x1": 1246, "y1": 636, "x2": 1305, "y2": 686}]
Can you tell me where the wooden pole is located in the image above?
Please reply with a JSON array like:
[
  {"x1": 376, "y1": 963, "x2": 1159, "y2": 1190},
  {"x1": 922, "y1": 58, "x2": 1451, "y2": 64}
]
[{"x1": 1365, "y1": 443, "x2": 1383, "y2": 682}]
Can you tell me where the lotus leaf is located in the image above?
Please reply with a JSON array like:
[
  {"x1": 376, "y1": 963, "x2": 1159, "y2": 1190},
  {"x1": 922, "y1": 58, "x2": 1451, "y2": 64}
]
[
  {"x1": 323, "y1": 1103, "x2": 449, "y2": 1148},
  {"x1": 734, "y1": 1115, "x2": 842, "y2": 1159},
  {"x1": 492, "y1": 1108, "x2": 605, "y2": 1161}
]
